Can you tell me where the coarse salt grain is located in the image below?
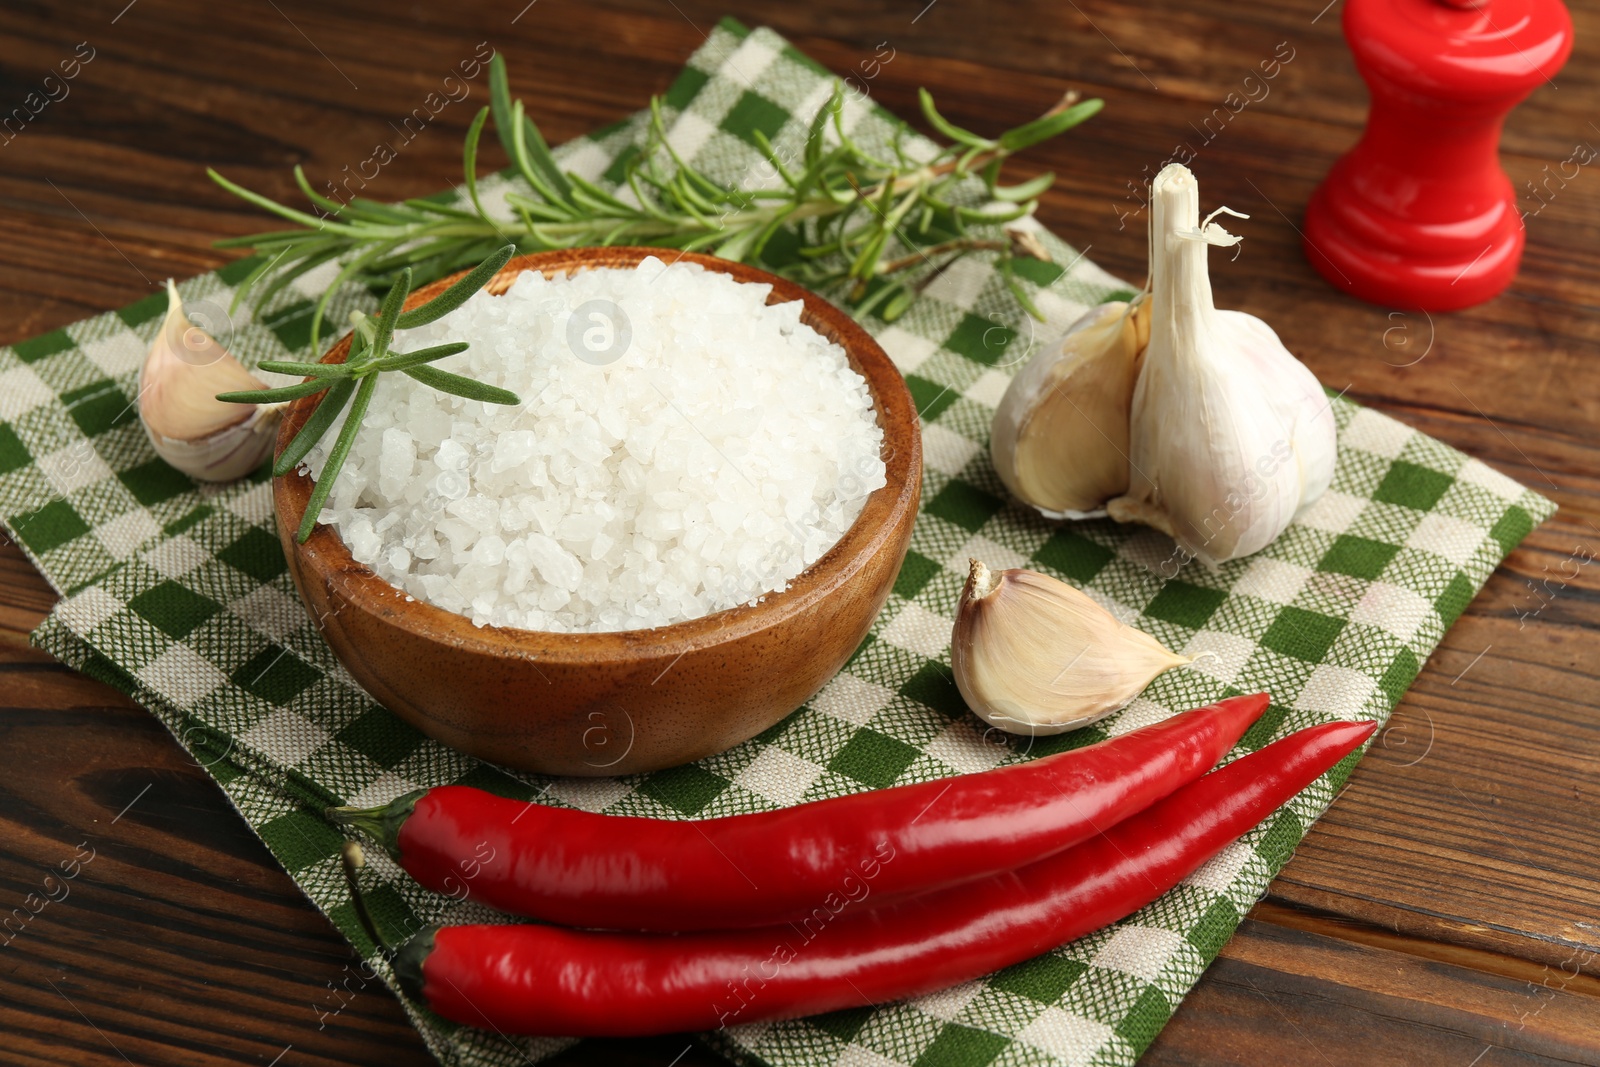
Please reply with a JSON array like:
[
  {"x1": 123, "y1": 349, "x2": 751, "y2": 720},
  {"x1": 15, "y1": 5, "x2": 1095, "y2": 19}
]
[{"x1": 306, "y1": 257, "x2": 886, "y2": 632}]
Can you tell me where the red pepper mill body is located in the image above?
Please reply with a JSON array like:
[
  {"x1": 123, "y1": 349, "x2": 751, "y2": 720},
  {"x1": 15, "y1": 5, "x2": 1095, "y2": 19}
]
[{"x1": 1302, "y1": 0, "x2": 1572, "y2": 310}]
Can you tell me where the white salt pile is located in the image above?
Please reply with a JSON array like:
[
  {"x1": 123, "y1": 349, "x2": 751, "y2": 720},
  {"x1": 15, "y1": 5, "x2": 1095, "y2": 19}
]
[{"x1": 306, "y1": 257, "x2": 887, "y2": 632}]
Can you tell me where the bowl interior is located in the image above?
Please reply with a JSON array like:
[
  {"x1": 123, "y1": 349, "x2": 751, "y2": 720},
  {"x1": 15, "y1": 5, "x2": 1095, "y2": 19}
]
[{"x1": 273, "y1": 247, "x2": 921, "y2": 663}]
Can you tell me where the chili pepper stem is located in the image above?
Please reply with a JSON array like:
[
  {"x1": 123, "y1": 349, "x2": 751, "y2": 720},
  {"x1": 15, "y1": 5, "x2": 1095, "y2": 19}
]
[
  {"x1": 392, "y1": 927, "x2": 437, "y2": 1004},
  {"x1": 325, "y1": 789, "x2": 425, "y2": 863},
  {"x1": 340, "y1": 841, "x2": 389, "y2": 953},
  {"x1": 340, "y1": 839, "x2": 439, "y2": 1002}
]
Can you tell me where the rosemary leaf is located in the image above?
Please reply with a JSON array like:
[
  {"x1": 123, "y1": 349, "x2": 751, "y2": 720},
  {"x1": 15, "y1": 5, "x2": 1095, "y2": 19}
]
[
  {"x1": 714, "y1": 225, "x2": 760, "y2": 263},
  {"x1": 510, "y1": 100, "x2": 569, "y2": 207},
  {"x1": 957, "y1": 203, "x2": 1029, "y2": 225},
  {"x1": 462, "y1": 105, "x2": 491, "y2": 221},
  {"x1": 226, "y1": 249, "x2": 298, "y2": 315},
  {"x1": 402, "y1": 197, "x2": 485, "y2": 220},
  {"x1": 917, "y1": 90, "x2": 992, "y2": 150},
  {"x1": 751, "y1": 130, "x2": 801, "y2": 191},
  {"x1": 292, "y1": 164, "x2": 359, "y2": 220},
  {"x1": 491, "y1": 55, "x2": 572, "y2": 204},
  {"x1": 748, "y1": 207, "x2": 797, "y2": 260},
  {"x1": 248, "y1": 242, "x2": 346, "y2": 311},
  {"x1": 310, "y1": 240, "x2": 402, "y2": 355},
  {"x1": 515, "y1": 99, "x2": 575, "y2": 205},
  {"x1": 997, "y1": 98, "x2": 1105, "y2": 152},
  {"x1": 207, "y1": 168, "x2": 367, "y2": 237},
  {"x1": 345, "y1": 197, "x2": 421, "y2": 224},
  {"x1": 256, "y1": 359, "x2": 354, "y2": 379},
  {"x1": 851, "y1": 280, "x2": 901, "y2": 321},
  {"x1": 565, "y1": 172, "x2": 635, "y2": 214},
  {"x1": 373, "y1": 341, "x2": 471, "y2": 372},
  {"x1": 274, "y1": 377, "x2": 356, "y2": 477},
  {"x1": 394, "y1": 244, "x2": 515, "y2": 330},
  {"x1": 991, "y1": 171, "x2": 1056, "y2": 203},
  {"x1": 403, "y1": 364, "x2": 520, "y2": 405},
  {"x1": 998, "y1": 255, "x2": 1046, "y2": 320},
  {"x1": 214, "y1": 228, "x2": 315, "y2": 251},
  {"x1": 363, "y1": 267, "x2": 412, "y2": 368},
  {"x1": 882, "y1": 284, "x2": 917, "y2": 322},
  {"x1": 803, "y1": 86, "x2": 840, "y2": 171},
  {"x1": 217, "y1": 379, "x2": 329, "y2": 404},
  {"x1": 297, "y1": 373, "x2": 378, "y2": 543}
]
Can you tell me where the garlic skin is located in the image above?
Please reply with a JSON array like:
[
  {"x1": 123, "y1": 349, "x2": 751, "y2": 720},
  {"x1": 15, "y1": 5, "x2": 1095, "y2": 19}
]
[
  {"x1": 138, "y1": 280, "x2": 281, "y2": 482},
  {"x1": 1108, "y1": 164, "x2": 1336, "y2": 564},
  {"x1": 951, "y1": 559, "x2": 1192, "y2": 735},
  {"x1": 990, "y1": 299, "x2": 1149, "y2": 519}
]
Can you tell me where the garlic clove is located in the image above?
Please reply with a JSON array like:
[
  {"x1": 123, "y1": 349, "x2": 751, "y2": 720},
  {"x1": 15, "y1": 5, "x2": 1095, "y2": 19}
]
[
  {"x1": 138, "y1": 280, "x2": 282, "y2": 482},
  {"x1": 951, "y1": 558, "x2": 1192, "y2": 735},
  {"x1": 1108, "y1": 164, "x2": 1336, "y2": 565},
  {"x1": 1223, "y1": 308, "x2": 1337, "y2": 515},
  {"x1": 990, "y1": 299, "x2": 1148, "y2": 519}
]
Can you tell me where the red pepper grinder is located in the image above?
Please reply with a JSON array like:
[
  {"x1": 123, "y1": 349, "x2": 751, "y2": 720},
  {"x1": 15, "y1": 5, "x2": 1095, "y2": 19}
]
[{"x1": 1303, "y1": 0, "x2": 1572, "y2": 310}]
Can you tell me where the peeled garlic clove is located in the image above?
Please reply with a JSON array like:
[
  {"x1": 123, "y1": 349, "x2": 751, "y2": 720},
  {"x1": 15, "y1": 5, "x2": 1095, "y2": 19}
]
[
  {"x1": 990, "y1": 300, "x2": 1149, "y2": 518},
  {"x1": 951, "y1": 558, "x2": 1192, "y2": 735},
  {"x1": 1108, "y1": 164, "x2": 1336, "y2": 564},
  {"x1": 138, "y1": 280, "x2": 281, "y2": 482}
]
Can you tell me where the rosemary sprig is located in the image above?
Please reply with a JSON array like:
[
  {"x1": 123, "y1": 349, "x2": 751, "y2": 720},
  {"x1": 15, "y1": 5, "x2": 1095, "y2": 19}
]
[
  {"x1": 219, "y1": 244, "x2": 521, "y2": 543},
  {"x1": 209, "y1": 56, "x2": 1102, "y2": 348}
]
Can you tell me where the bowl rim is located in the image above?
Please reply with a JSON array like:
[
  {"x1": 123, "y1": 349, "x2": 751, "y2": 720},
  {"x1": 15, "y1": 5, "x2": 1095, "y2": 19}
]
[{"x1": 273, "y1": 247, "x2": 922, "y2": 664}]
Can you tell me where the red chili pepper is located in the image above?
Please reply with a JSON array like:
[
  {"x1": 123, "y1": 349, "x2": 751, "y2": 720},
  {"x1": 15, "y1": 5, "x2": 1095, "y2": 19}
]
[
  {"x1": 331, "y1": 693, "x2": 1268, "y2": 931},
  {"x1": 393, "y1": 718, "x2": 1375, "y2": 1036}
]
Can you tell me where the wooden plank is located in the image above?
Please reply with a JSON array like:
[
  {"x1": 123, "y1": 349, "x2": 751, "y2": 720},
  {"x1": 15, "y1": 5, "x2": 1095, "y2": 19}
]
[
  {"x1": 0, "y1": 541, "x2": 55, "y2": 645},
  {"x1": 0, "y1": 679, "x2": 433, "y2": 1066},
  {"x1": 1145, "y1": 915, "x2": 1600, "y2": 1066}
]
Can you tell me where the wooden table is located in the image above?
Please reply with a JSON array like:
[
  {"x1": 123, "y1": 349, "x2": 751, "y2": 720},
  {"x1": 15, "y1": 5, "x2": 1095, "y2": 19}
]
[{"x1": 2, "y1": 1, "x2": 1597, "y2": 1063}]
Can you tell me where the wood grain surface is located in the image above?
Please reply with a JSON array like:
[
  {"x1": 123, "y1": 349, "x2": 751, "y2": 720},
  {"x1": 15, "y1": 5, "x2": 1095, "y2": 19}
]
[{"x1": 1, "y1": 0, "x2": 1597, "y2": 1063}]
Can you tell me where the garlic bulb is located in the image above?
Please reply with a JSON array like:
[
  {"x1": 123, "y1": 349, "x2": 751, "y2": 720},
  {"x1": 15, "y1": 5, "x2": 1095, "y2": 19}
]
[
  {"x1": 991, "y1": 299, "x2": 1149, "y2": 518},
  {"x1": 138, "y1": 280, "x2": 280, "y2": 481},
  {"x1": 951, "y1": 559, "x2": 1192, "y2": 735},
  {"x1": 1107, "y1": 164, "x2": 1336, "y2": 564}
]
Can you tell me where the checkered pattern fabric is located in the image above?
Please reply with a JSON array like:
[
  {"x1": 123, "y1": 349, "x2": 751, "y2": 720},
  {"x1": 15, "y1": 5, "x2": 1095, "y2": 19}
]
[{"x1": 2, "y1": 18, "x2": 1553, "y2": 1067}]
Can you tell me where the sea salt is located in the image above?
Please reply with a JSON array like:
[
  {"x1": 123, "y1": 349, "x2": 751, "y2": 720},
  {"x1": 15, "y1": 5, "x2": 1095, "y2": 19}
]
[{"x1": 306, "y1": 257, "x2": 886, "y2": 632}]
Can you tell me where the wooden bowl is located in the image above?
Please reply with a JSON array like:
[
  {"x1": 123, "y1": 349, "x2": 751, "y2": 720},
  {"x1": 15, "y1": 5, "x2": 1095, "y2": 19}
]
[{"x1": 274, "y1": 248, "x2": 921, "y2": 776}]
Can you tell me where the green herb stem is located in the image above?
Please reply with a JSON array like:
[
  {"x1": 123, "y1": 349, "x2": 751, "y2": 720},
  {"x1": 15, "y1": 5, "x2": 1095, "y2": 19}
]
[
  {"x1": 297, "y1": 372, "x2": 377, "y2": 543},
  {"x1": 209, "y1": 56, "x2": 1101, "y2": 328},
  {"x1": 221, "y1": 245, "x2": 521, "y2": 539}
]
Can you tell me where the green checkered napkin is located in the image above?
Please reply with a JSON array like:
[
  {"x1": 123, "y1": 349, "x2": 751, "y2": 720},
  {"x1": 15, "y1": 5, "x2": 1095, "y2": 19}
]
[{"x1": 1, "y1": 18, "x2": 1553, "y2": 1067}]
